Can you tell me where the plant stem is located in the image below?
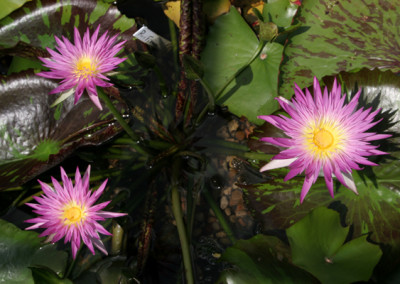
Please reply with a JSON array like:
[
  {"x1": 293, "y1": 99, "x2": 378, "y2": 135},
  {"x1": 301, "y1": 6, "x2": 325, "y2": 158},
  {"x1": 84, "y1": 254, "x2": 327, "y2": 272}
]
[
  {"x1": 171, "y1": 159, "x2": 194, "y2": 284},
  {"x1": 203, "y1": 188, "x2": 237, "y2": 244},
  {"x1": 168, "y1": 18, "x2": 179, "y2": 76},
  {"x1": 64, "y1": 244, "x2": 82, "y2": 279},
  {"x1": 97, "y1": 89, "x2": 148, "y2": 155}
]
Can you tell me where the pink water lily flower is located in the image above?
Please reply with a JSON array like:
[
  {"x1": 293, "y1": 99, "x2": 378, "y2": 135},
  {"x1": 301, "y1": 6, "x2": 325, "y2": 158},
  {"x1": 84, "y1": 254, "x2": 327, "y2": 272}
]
[
  {"x1": 25, "y1": 166, "x2": 126, "y2": 258},
  {"x1": 37, "y1": 26, "x2": 126, "y2": 110},
  {"x1": 258, "y1": 77, "x2": 390, "y2": 203}
]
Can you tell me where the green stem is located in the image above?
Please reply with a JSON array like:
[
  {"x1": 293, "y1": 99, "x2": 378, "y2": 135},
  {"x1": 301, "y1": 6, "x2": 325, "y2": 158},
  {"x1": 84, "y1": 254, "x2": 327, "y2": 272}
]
[
  {"x1": 193, "y1": 78, "x2": 216, "y2": 125},
  {"x1": 171, "y1": 159, "x2": 194, "y2": 284},
  {"x1": 10, "y1": 188, "x2": 28, "y2": 209},
  {"x1": 243, "y1": 151, "x2": 274, "y2": 161},
  {"x1": 97, "y1": 89, "x2": 148, "y2": 156},
  {"x1": 169, "y1": 18, "x2": 179, "y2": 76},
  {"x1": 64, "y1": 244, "x2": 82, "y2": 279},
  {"x1": 153, "y1": 65, "x2": 169, "y2": 98},
  {"x1": 203, "y1": 188, "x2": 237, "y2": 244}
]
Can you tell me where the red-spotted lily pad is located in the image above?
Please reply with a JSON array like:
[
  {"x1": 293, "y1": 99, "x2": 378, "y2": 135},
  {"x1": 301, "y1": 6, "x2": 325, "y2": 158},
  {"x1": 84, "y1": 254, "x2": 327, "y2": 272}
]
[
  {"x1": 287, "y1": 207, "x2": 382, "y2": 284},
  {"x1": 0, "y1": 71, "x2": 129, "y2": 190},
  {"x1": 280, "y1": 0, "x2": 400, "y2": 97},
  {"x1": 243, "y1": 155, "x2": 400, "y2": 249}
]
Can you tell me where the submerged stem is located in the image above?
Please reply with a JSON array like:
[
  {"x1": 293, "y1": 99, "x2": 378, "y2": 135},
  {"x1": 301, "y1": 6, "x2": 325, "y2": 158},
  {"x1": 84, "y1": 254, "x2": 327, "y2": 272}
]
[
  {"x1": 97, "y1": 89, "x2": 148, "y2": 155},
  {"x1": 64, "y1": 244, "x2": 82, "y2": 279},
  {"x1": 171, "y1": 159, "x2": 194, "y2": 284},
  {"x1": 203, "y1": 188, "x2": 237, "y2": 244}
]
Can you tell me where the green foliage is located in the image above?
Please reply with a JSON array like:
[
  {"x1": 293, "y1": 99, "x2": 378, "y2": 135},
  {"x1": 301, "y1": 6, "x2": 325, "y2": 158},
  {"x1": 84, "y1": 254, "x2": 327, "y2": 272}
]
[
  {"x1": 201, "y1": 2, "x2": 299, "y2": 124},
  {"x1": 31, "y1": 140, "x2": 61, "y2": 161},
  {"x1": 280, "y1": 0, "x2": 400, "y2": 96},
  {"x1": 0, "y1": 219, "x2": 68, "y2": 283},
  {"x1": 217, "y1": 234, "x2": 317, "y2": 283},
  {"x1": 244, "y1": 155, "x2": 400, "y2": 249},
  {"x1": 0, "y1": 0, "x2": 31, "y2": 21},
  {"x1": 262, "y1": 0, "x2": 299, "y2": 28},
  {"x1": 287, "y1": 207, "x2": 382, "y2": 284},
  {"x1": 0, "y1": 71, "x2": 128, "y2": 190},
  {"x1": 7, "y1": 56, "x2": 44, "y2": 75},
  {"x1": 30, "y1": 267, "x2": 73, "y2": 284}
]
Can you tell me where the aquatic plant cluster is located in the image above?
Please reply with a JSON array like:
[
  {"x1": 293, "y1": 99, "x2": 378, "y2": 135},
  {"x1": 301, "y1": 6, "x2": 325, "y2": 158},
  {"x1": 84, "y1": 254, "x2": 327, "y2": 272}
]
[{"x1": 0, "y1": 0, "x2": 398, "y2": 283}]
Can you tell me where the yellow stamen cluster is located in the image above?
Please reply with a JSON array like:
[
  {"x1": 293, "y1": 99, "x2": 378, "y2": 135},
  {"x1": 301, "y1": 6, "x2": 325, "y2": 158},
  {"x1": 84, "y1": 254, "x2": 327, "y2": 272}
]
[
  {"x1": 304, "y1": 120, "x2": 345, "y2": 160},
  {"x1": 62, "y1": 202, "x2": 86, "y2": 226},
  {"x1": 74, "y1": 56, "x2": 98, "y2": 80},
  {"x1": 313, "y1": 129, "x2": 334, "y2": 149}
]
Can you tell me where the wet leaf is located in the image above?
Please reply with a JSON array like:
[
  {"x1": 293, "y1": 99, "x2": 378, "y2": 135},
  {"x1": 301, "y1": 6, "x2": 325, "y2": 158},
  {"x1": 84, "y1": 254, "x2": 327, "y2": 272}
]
[
  {"x1": 243, "y1": 154, "x2": 400, "y2": 249},
  {"x1": 217, "y1": 234, "x2": 318, "y2": 284},
  {"x1": 280, "y1": 0, "x2": 400, "y2": 96},
  {"x1": 30, "y1": 266, "x2": 73, "y2": 284},
  {"x1": 262, "y1": 0, "x2": 299, "y2": 29},
  {"x1": 0, "y1": 0, "x2": 31, "y2": 21},
  {"x1": 201, "y1": 7, "x2": 284, "y2": 124},
  {"x1": 0, "y1": 219, "x2": 68, "y2": 284},
  {"x1": 31, "y1": 244, "x2": 68, "y2": 277},
  {"x1": 0, "y1": 71, "x2": 129, "y2": 190},
  {"x1": 324, "y1": 69, "x2": 400, "y2": 135},
  {"x1": 0, "y1": 219, "x2": 40, "y2": 284},
  {"x1": 287, "y1": 207, "x2": 382, "y2": 284}
]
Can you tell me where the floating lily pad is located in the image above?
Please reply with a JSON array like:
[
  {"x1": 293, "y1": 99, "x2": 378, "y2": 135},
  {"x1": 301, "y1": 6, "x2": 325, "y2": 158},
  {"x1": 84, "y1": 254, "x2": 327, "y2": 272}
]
[
  {"x1": 243, "y1": 154, "x2": 400, "y2": 249},
  {"x1": 201, "y1": 5, "x2": 296, "y2": 124},
  {"x1": 217, "y1": 234, "x2": 317, "y2": 284},
  {"x1": 0, "y1": 0, "x2": 31, "y2": 21},
  {"x1": 0, "y1": 71, "x2": 129, "y2": 190},
  {"x1": 280, "y1": 0, "x2": 400, "y2": 97},
  {"x1": 262, "y1": 0, "x2": 299, "y2": 29},
  {"x1": 324, "y1": 69, "x2": 400, "y2": 135},
  {"x1": 0, "y1": 219, "x2": 68, "y2": 284},
  {"x1": 287, "y1": 207, "x2": 382, "y2": 284}
]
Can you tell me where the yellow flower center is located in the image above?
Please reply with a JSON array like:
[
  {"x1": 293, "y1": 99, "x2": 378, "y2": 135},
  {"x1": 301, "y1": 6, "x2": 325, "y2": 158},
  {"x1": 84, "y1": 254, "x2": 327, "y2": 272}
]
[
  {"x1": 313, "y1": 129, "x2": 334, "y2": 149},
  {"x1": 62, "y1": 202, "x2": 86, "y2": 226},
  {"x1": 304, "y1": 119, "x2": 346, "y2": 160},
  {"x1": 74, "y1": 56, "x2": 98, "y2": 80}
]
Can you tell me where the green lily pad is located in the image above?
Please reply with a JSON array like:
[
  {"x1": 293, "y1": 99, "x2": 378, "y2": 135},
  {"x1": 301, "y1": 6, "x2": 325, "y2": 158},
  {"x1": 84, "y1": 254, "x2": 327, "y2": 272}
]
[
  {"x1": 201, "y1": 6, "x2": 289, "y2": 124},
  {"x1": 287, "y1": 207, "x2": 382, "y2": 284},
  {"x1": 0, "y1": 0, "x2": 31, "y2": 21},
  {"x1": 0, "y1": 71, "x2": 129, "y2": 190},
  {"x1": 0, "y1": 219, "x2": 68, "y2": 283},
  {"x1": 217, "y1": 234, "x2": 317, "y2": 284},
  {"x1": 280, "y1": 0, "x2": 400, "y2": 97},
  {"x1": 262, "y1": 0, "x2": 299, "y2": 29},
  {"x1": 30, "y1": 266, "x2": 73, "y2": 284}
]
